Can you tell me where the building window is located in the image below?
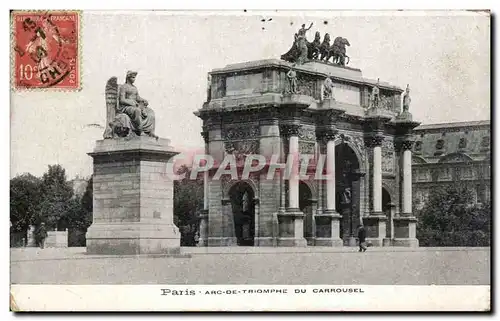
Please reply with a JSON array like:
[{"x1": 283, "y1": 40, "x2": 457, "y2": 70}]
[
  {"x1": 477, "y1": 184, "x2": 486, "y2": 204},
  {"x1": 434, "y1": 139, "x2": 445, "y2": 156},
  {"x1": 414, "y1": 141, "x2": 422, "y2": 154},
  {"x1": 480, "y1": 136, "x2": 490, "y2": 151},
  {"x1": 431, "y1": 169, "x2": 440, "y2": 181},
  {"x1": 458, "y1": 137, "x2": 467, "y2": 150}
]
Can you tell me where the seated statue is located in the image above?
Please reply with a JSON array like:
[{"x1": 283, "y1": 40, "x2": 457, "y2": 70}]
[
  {"x1": 280, "y1": 23, "x2": 314, "y2": 64},
  {"x1": 103, "y1": 71, "x2": 157, "y2": 139},
  {"x1": 307, "y1": 31, "x2": 321, "y2": 60}
]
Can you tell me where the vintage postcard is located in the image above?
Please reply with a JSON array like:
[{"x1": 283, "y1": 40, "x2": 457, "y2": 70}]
[{"x1": 9, "y1": 9, "x2": 491, "y2": 312}]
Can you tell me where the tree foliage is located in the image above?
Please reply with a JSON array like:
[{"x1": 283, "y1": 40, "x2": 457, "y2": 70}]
[
  {"x1": 173, "y1": 165, "x2": 204, "y2": 245},
  {"x1": 416, "y1": 183, "x2": 491, "y2": 246},
  {"x1": 81, "y1": 176, "x2": 93, "y2": 215},
  {"x1": 66, "y1": 175, "x2": 94, "y2": 230},
  {"x1": 10, "y1": 165, "x2": 93, "y2": 237},
  {"x1": 36, "y1": 165, "x2": 75, "y2": 229},
  {"x1": 10, "y1": 173, "x2": 42, "y2": 233}
]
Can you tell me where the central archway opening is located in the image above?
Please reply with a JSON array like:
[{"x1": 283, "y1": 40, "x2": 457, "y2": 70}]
[
  {"x1": 335, "y1": 142, "x2": 361, "y2": 244},
  {"x1": 382, "y1": 187, "x2": 392, "y2": 239},
  {"x1": 228, "y1": 182, "x2": 255, "y2": 246},
  {"x1": 299, "y1": 181, "x2": 314, "y2": 245}
]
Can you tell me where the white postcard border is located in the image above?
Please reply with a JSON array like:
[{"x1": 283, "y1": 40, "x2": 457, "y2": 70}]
[{"x1": 10, "y1": 285, "x2": 490, "y2": 312}]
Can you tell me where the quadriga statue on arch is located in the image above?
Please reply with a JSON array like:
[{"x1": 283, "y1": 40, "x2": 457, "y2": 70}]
[
  {"x1": 103, "y1": 71, "x2": 158, "y2": 139},
  {"x1": 323, "y1": 36, "x2": 350, "y2": 66}
]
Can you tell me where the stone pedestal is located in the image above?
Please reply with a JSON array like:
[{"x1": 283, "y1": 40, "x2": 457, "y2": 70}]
[
  {"x1": 346, "y1": 236, "x2": 358, "y2": 247},
  {"x1": 86, "y1": 137, "x2": 181, "y2": 255},
  {"x1": 366, "y1": 106, "x2": 396, "y2": 119},
  {"x1": 207, "y1": 237, "x2": 238, "y2": 247},
  {"x1": 314, "y1": 211, "x2": 343, "y2": 247},
  {"x1": 393, "y1": 216, "x2": 419, "y2": 247},
  {"x1": 277, "y1": 209, "x2": 307, "y2": 247},
  {"x1": 382, "y1": 238, "x2": 392, "y2": 246},
  {"x1": 256, "y1": 210, "x2": 281, "y2": 247},
  {"x1": 363, "y1": 214, "x2": 387, "y2": 246},
  {"x1": 207, "y1": 199, "x2": 238, "y2": 246}
]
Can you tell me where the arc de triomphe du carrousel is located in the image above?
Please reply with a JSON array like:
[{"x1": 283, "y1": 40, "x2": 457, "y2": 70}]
[
  {"x1": 194, "y1": 25, "x2": 419, "y2": 248},
  {"x1": 85, "y1": 25, "x2": 419, "y2": 254}
]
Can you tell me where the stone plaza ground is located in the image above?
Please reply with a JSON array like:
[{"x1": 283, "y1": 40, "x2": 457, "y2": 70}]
[{"x1": 10, "y1": 247, "x2": 490, "y2": 285}]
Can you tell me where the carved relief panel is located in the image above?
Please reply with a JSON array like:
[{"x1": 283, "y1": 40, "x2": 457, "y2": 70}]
[
  {"x1": 224, "y1": 140, "x2": 260, "y2": 162},
  {"x1": 212, "y1": 75, "x2": 226, "y2": 99},
  {"x1": 222, "y1": 124, "x2": 260, "y2": 162},
  {"x1": 350, "y1": 134, "x2": 366, "y2": 164},
  {"x1": 297, "y1": 73, "x2": 320, "y2": 100},
  {"x1": 222, "y1": 125, "x2": 260, "y2": 140},
  {"x1": 298, "y1": 126, "x2": 316, "y2": 142},
  {"x1": 379, "y1": 94, "x2": 394, "y2": 111},
  {"x1": 382, "y1": 138, "x2": 395, "y2": 174}
]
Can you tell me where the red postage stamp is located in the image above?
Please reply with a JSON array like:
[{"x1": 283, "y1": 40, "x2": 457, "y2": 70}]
[{"x1": 11, "y1": 10, "x2": 80, "y2": 90}]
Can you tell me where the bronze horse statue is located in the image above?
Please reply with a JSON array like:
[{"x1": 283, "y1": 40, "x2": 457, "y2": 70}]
[
  {"x1": 323, "y1": 36, "x2": 350, "y2": 66},
  {"x1": 281, "y1": 32, "x2": 350, "y2": 67},
  {"x1": 280, "y1": 33, "x2": 300, "y2": 63},
  {"x1": 281, "y1": 31, "x2": 322, "y2": 63},
  {"x1": 319, "y1": 33, "x2": 331, "y2": 61},
  {"x1": 332, "y1": 37, "x2": 350, "y2": 66}
]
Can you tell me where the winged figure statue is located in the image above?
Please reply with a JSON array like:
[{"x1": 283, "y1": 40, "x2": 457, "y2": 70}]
[{"x1": 103, "y1": 71, "x2": 157, "y2": 139}]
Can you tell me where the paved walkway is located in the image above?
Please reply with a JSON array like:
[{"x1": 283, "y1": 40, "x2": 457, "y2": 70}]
[
  {"x1": 10, "y1": 247, "x2": 490, "y2": 285},
  {"x1": 10, "y1": 246, "x2": 489, "y2": 262}
]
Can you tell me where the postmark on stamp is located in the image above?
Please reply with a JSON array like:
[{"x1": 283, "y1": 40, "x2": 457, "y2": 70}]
[{"x1": 11, "y1": 10, "x2": 80, "y2": 90}]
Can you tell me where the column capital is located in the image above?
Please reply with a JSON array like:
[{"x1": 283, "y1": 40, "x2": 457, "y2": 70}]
[
  {"x1": 316, "y1": 128, "x2": 338, "y2": 142},
  {"x1": 394, "y1": 139, "x2": 414, "y2": 152},
  {"x1": 260, "y1": 118, "x2": 280, "y2": 126},
  {"x1": 401, "y1": 140, "x2": 414, "y2": 151},
  {"x1": 365, "y1": 134, "x2": 384, "y2": 148},
  {"x1": 280, "y1": 124, "x2": 301, "y2": 137}
]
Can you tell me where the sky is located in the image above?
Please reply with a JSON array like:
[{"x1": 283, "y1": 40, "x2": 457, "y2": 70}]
[{"x1": 10, "y1": 11, "x2": 490, "y2": 179}]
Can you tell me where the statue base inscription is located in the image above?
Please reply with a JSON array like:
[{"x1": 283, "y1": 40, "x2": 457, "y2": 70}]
[{"x1": 86, "y1": 136, "x2": 181, "y2": 255}]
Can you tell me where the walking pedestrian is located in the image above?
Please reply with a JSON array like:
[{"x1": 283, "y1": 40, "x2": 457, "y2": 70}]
[{"x1": 35, "y1": 222, "x2": 47, "y2": 249}]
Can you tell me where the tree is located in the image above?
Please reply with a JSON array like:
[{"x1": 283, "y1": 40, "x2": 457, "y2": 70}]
[
  {"x1": 40, "y1": 164, "x2": 73, "y2": 200},
  {"x1": 417, "y1": 183, "x2": 491, "y2": 246},
  {"x1": 66, "y1": 176, "x2": 93, "y2": 247},
  {"x1": 65, "y1": 175, "x2": 93, "y2": 230},
  {"x1": 174, "y1": 165, "x2": 204, "y2": 245},
  {"x1": 81, "y1": 176, "x2": 93, "y2": 216},
  {"x1": 37, "y1": 165, "x2": 75, "y2": 229},
  {"x1": 10, "y1": 173, "x2": 42, "y2": 234}
]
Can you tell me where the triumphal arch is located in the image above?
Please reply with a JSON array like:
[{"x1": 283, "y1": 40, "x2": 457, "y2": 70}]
[{"x1": 195, "y1": 27, "x2": 419, "y2": 247}]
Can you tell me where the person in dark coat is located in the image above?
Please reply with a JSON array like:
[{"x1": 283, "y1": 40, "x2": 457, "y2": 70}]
[
  {"x1": 357, "y1": 224, "x2": 367, "y2": 252},
  {"x1": 35, "y1": 223, "x2": 47, "y2": 249}
]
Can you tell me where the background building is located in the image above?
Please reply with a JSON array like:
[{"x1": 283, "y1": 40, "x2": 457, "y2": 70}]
[
  {"x1": 71, "y1": 175, "x2": 89, "y2": 198},
  {"x1": 412, "y1": 120, "x2": 491, "y2": 211}
]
